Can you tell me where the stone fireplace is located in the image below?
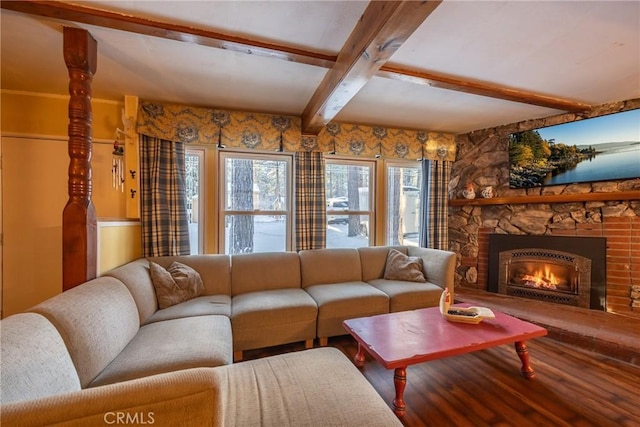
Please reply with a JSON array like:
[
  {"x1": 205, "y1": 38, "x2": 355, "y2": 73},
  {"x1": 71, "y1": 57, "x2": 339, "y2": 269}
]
[
  {"x1": 448, "y1": 98, "x2": 640, "y2": 317},
  {"x1": 487, "y1": 234, "x2": 606, "y2": 310}
]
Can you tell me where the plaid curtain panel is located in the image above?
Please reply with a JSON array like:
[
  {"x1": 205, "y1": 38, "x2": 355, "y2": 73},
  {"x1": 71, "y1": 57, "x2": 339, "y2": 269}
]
[
  {"x1": 140, "y1": 135, "x2": 191, "y2": 257},
  {"x1": 419, "y1": 159, "x2": 451, "y2": 250},
  {"x1": 295, "y1": 152, "x2": 327, "y2": 250}
]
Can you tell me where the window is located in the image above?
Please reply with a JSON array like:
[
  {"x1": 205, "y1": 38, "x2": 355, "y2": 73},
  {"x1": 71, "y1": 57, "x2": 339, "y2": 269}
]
[
  {"x1": 219, "y1": 152, "x2": 292, "y2": 254},
  {"x1": 185, "y1": 149, "x2": 203, "y2": 254},
  {"x1": 385, "y1": 163, "x2": 422, "y2": 247},
  {"x1": 325, "y1": 160, "x2": 374, "y2": 248}
]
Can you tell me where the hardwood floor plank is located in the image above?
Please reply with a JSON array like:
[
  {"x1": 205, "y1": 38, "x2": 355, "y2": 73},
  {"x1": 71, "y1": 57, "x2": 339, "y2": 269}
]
[
  {"x1": 414, "y1": 361, "x2": 525, "y2": 425},
  {"x1": 534, "y1": 360, "x2": 638, "y2": 420},
  {"x1": 443, "y1": 350, "x2": 569, "y2": 426},
  {"x1": 470, "y1": 348, "x2": 578, "y2": 422},
  {"x1": 525, "y1": 341, "x2": 639, "y2": 425},
  {"x1": 474, "y1": 344, "x2": 627, "y2": 427},
  {"x1": 417, "y1": 365, "x2": 498, "y2": 425}
]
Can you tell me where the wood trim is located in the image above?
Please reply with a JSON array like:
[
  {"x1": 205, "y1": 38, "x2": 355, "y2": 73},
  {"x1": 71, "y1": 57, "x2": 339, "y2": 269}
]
[
  {"x1": 448, "y1": 191, "x2": 640, "y2": 206},
  {"x1": 96, "y1": 218, "x2": 141, "y2": 223},
  {"x1": 301, "y1": 0, "x2": 442, "y2": 134},
  {"x1": 124, "y1": 95, "x2": 140, "y2": 219},
  {"x1": 1, "y1": 1, "x2": 592, "y2": 114},
  {"x1": 62, "y1": 27, "x2": 97, "y2": 290}
]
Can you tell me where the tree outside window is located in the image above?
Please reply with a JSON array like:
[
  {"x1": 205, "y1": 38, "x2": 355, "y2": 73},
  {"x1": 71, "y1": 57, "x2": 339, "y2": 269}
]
[{"x1": 220, "y1": 153, "x2": 291, "y2": 255}]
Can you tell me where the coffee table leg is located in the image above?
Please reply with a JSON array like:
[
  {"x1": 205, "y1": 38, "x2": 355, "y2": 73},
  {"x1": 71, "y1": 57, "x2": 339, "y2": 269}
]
[
  {"x1": 354, "y1": 343, "x2": 366, "y2": 368},
  {"x1": 514, "y1": 340, "x2": 536, "y2": 379},
  {"x1": 392, "y1": 367, "x2": 407, "y2": 417}
]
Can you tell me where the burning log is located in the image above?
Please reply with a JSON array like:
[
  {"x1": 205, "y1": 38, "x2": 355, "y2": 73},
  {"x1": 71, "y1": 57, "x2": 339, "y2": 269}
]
[{"x1": 521, "y1": 274, "x2": 558, "y2": 290}]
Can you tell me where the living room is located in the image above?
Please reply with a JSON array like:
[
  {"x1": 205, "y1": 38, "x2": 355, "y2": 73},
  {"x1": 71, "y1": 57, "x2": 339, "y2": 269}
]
[
  {"x1": 1, "y1": 1, "x2": 639, "y2": 425},
  {"x1": 2, "y1": 0, "x2": 639, "y2": 315}
]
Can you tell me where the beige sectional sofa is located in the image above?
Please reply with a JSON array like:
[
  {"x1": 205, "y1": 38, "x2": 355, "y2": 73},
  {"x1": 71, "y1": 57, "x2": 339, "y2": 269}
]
[{"x1": 0, "y1": 245, "x2": 455, "y2": 426}]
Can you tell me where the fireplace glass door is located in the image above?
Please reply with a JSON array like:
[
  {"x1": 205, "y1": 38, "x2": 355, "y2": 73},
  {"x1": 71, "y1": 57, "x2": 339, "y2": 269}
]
[{"x1": 498, "y1": 248, "x2": 591, "y2": 308}]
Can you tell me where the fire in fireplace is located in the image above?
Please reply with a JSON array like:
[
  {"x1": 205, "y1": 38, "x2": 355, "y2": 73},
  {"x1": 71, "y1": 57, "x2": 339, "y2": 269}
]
[
  {"x1": 519, "y1": 265, "x2": 563, "y2": 290},
  {"x1": 488, "y1": 235, "x2": 606, "y2": 310}
]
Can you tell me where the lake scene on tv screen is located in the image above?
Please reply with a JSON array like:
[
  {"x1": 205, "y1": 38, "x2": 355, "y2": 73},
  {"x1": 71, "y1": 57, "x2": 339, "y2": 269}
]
[{"x1": 509, "y1": 109, "x2": 640, "y2": 188}]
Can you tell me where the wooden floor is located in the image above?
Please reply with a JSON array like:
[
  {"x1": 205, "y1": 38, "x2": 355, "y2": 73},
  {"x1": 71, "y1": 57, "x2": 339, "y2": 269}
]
[{"x1": 243, "y1": 335, "x2": 640, "y2": 427}]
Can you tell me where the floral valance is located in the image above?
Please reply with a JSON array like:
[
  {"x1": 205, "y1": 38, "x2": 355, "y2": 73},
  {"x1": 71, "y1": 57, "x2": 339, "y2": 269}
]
[
  {"x1": 136, "y1": 100, "x2": 456, "y2": 161},
  {"x1": 137, "y1": 101, "x2": 302, "y2": 150},
  {"x1": 313, "y1": 123, "x2": 455, "y2": 161}
]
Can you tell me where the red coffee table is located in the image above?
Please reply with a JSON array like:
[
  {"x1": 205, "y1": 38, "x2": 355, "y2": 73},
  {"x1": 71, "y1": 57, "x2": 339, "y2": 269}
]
[{"x1": 343, "y1": 305, "x2": 548, "y2": 417}]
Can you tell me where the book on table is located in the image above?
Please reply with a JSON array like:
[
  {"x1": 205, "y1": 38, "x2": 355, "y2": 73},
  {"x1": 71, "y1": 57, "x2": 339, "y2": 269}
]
[{"x1": 439, "y1": 289, "x2": 495, "y2": 324}]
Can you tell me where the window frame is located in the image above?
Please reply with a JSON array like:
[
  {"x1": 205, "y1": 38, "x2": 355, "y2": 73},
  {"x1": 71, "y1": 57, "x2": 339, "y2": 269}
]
[
  {"x1": 185, "y1": 148, "x2": 205, "y2": 254},
  {"x1": 324, "y1": 157, "x2": 377, "y2": 248},
  {"x1": 384, "y1": 159, "x2": 423, "y2": 247},
  {"x1": 217, "y1": 150, "x2": 294, "y2": 254}
]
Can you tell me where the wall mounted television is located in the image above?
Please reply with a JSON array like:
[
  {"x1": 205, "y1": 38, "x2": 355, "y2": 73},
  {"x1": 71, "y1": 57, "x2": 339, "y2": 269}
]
[{"x1": 509, "y1": 108, "x2": 640, "y2": 188}]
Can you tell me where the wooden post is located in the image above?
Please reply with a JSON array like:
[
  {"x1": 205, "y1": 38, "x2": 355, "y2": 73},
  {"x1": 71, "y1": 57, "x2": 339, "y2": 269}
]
[{"x1": 62, "y1": 27, "x2": 97, "y2": 290}]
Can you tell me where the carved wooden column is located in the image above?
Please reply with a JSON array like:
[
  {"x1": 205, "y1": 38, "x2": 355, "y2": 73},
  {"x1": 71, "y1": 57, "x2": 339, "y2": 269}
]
[{"x1": 62, "y1": 27, "x2": 97, "y2": 290}]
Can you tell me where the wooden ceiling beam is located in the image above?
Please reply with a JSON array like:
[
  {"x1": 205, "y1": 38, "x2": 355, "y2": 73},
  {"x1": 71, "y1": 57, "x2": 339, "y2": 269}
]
[
  {"x1": 0, "y1": 0, "x2": 337, "y2": 68},
  {"x1": 301, "y1": 0, "x2": 442, "y2": 134},
  {"x1": 2, "y1": 0, "x2": 592, "y2": 117},
  {"x1": 377, "y1": 65, "x2": 592, "y2": 112}
]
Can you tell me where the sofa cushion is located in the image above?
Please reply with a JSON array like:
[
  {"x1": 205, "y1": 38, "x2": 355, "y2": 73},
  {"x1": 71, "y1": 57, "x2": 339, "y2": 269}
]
[
  {"x1": 0, "y1": 313, "x2": 81, "y2": 404},
  {"x1": 146, "y1": 294, "x2": 232, "y2": 324},
  {"x1": 358, "y1": 245, "x2": 407, "y2": 281},
  {"x1": 148, "y1": 255, "x2": 231, "y2": 297},
  {"x1": 231, "y1": 251, "x2": 301, "y2": 296},
  {"x1": 29, "y1": 277, "x2": 140, "y2": 388},
  {"x1": 231, "y1": 289, "x2": 317, "y2": 351},
  {"x1": 212, "y1": 347, "x2": 402, "y2": 427},
  {"x1": 149, "y1": 261, "x2": 204, "y2": 309},
  {"x1": 407, "y1": 246, "x2": 456, "y2": 293},
  {"x1": 383, "y1": 248, "x2": 426, "y2": 282},
  {"x1": 89, "y1": 315, "x2": 233, "y2": 387},
  {"x1": 299, "y1": 248, "x2": 363, "y2": 287},
  {"x1": 368, "y1": 278, "x2": 445, "y2": 312},
  {"x1": 304, "y1": 281, "x2": 389, "y2": 338},
  {"x1": 104, "y1": 258, "x2": 158, "y2": 324}
]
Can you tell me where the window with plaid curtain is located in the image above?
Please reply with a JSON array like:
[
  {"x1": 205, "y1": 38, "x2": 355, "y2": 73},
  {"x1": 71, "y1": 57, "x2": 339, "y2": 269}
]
[
  {"x1": 295, "y1": 152, "x2": 326, "y2": 250},
  {"x1": 139, "y1": 135, "x2": 191, "y2": 257},
  {"x1": 419, "y1": 159, "x2": 451, "y2": 250}
]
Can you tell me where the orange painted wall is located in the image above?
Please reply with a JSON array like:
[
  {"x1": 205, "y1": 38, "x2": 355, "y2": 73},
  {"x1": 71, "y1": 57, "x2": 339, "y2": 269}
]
[{"x1": 1, "y1": 90, "x2": 138, "y2": 317}]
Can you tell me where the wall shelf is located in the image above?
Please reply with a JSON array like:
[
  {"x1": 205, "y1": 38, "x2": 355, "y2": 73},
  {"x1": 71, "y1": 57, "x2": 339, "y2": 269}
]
[{"x1": 448, "y1": 191, "x2": 640, "y2": 207}]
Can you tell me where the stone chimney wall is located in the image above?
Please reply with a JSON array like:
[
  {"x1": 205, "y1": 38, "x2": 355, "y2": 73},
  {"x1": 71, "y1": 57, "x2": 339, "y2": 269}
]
[{"x1": 448, "y1": 98, "x2": 640, "y2": 317}]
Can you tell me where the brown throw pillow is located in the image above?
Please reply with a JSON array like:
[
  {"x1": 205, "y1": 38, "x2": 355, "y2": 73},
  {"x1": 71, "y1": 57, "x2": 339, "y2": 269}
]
[
  {"x1": 383, "y1": 249, "x2": 427, "y2": 283},
  {"x1": 149, "y1": 261, "x2": 204, "y2": 309}
]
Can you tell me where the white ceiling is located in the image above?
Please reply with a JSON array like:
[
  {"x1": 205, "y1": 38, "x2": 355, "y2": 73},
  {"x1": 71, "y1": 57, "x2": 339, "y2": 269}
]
[{"x1": 2, "y1": 1, "x2": 639, "y2": 134}]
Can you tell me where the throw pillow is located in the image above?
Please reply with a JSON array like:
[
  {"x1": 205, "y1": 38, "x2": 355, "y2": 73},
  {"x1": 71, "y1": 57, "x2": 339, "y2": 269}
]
[
  {"x1": 383, "y1": 249, "x2": 427, "y2": 283},
  {"x1": 149, "y1": 261, "x2": 204, "y2": 309}
]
